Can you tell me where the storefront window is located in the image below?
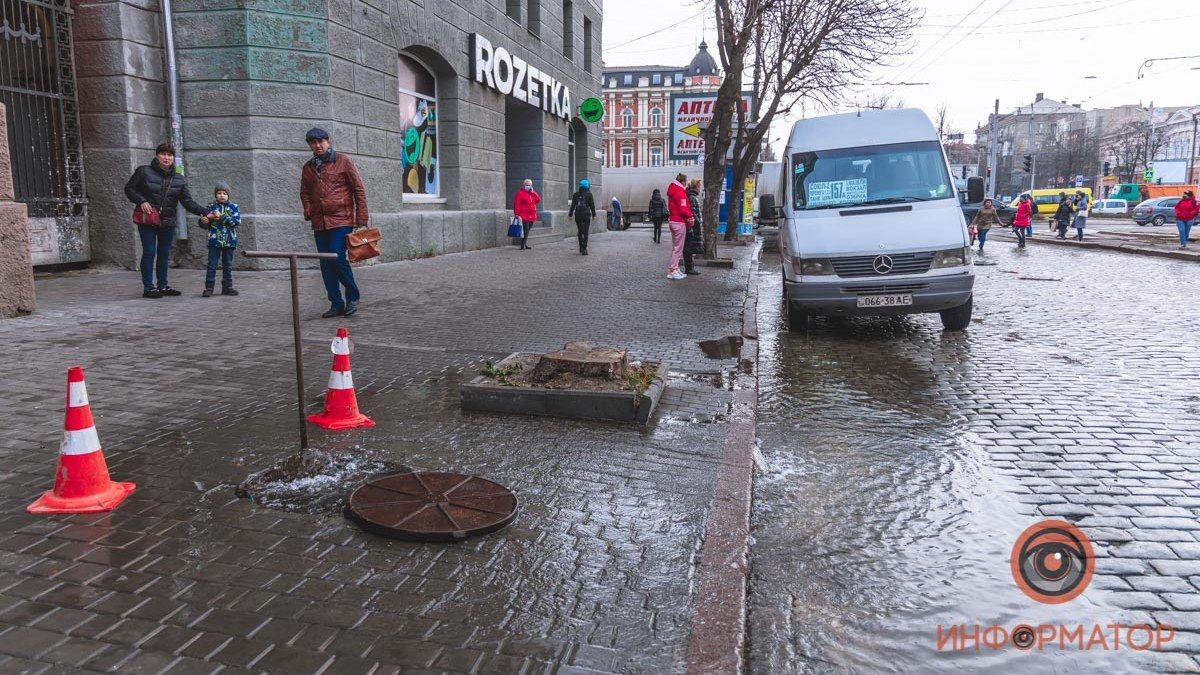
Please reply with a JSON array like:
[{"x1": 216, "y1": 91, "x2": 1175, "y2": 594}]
[{"x1": 398, "y1": 53, "x2": 439, "y2": 198}]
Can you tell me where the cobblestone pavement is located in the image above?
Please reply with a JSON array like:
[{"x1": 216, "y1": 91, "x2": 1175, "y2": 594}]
[
  {"x1": 748, "y1": 244, "x2": 1200, "y2": 673},
  {"x1": 0, "y1": 231, "x2": 754, "y2": 674}
]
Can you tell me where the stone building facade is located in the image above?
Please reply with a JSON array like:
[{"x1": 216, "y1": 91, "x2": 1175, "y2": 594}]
[
  {"x1": 3, "y1": 0, "x2": 604, "y2": 271},
  {"x1": 600, "y1": 41, "x2": 719, "y2": 169}
]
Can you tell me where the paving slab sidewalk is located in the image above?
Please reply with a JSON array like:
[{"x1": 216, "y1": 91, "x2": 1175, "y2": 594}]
[{"x1": 0, "y1": 231, "x2": 758, "y2": 674}]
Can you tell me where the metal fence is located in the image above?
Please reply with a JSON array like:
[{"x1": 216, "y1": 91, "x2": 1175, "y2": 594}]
[{"x1": 0, "y1": 0, "x2": 85, "y2": 218}]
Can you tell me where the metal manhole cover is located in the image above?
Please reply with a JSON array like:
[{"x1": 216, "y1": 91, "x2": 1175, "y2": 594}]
[{"x1": 346, "y1": 472, "x2": 518, "y2": 542}]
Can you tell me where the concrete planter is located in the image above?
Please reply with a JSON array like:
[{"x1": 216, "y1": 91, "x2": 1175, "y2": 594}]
[{"x1": 461, "y1": 353, "x2": 667, "y2": 426}]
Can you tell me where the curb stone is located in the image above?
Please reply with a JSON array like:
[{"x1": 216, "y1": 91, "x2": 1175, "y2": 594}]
[{"x1": 684, "y1": 241, "x2": 761, "y2": 675}]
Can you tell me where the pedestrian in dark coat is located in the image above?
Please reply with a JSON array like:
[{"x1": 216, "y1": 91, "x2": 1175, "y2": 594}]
[
  {"x1": 683, "y1": 180, "x2": 703, "y2": 275},
  {"x1": 568, "y1": 179, "x2": 597, "y2": 255},
  {"x1": 124, "y1": 143, "x2": 211, "y2": 298},
  {"x1": 648, "y1": 189, "x2": 667, "y2": 243},
  {"x1": 300, "y1": 127, "x2": 368, "y2": 318},
  {"x1": 1053, "y1": 193, "x2": 1073, "y2": 239}
]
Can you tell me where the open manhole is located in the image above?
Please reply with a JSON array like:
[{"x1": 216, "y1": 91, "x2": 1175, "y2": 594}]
[{"x1": 346, "y1": 472, "x2": 518, "y2": 542}]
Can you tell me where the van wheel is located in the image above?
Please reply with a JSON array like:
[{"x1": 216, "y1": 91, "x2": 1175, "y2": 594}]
[
  {"x1": 940, "y1": 296, "x2": 973, "y2": 332},
  {"x1": 786, "y1": 301, "x2": 808, "y2": 331}
]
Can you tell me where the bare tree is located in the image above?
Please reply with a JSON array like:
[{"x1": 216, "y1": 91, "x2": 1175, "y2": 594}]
[
  {"x1": 702, "y1": 0, "x2": 919, "y2": 255},
  {"x1": 1104, "y1": 120, "x2": 1166, "y2": 183},
  {"x1": 934, "y1": 102, "x2": 950, "y2": 139},
  {"x1": 861, "y1": 92, "x2": 906, "y2": 110}
]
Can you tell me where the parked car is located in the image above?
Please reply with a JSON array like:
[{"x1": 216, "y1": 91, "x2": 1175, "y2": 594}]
[
  {"x1": 1091, "y1": 199, "x2": 1130, "y2": 216},
  {"x1": 1131, "y1": 197, "x2": 1180, "y2": 226}
]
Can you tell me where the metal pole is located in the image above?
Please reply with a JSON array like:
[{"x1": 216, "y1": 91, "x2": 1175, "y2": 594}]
[
  {"x1": 1190, "y1": 114, "x2": 1198, "y2": 185},
  {"x1": 987, "y1": 99, "x2": 999, "y2": 197},
  {"x1": 1028, "y1": 105, "x2": 1036, "y2": 191},
  {"x1": 243, "y1": 250, "x2": 337, "y2": 451},
  {"x1": 160, "y1": 0, "x2": 187, "y2": 239},
  {"x1": 288, "y1": 257, "x2": 308, "y2": 450}
]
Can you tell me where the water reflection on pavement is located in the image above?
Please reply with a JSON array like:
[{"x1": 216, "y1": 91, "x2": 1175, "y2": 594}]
[{"x1": 748, "y1": 252, "x2": 1170, "y2": 674}]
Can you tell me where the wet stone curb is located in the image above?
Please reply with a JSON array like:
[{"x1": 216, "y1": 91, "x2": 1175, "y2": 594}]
[{"x1": 684, "y1": 241, "x2": 762, "y2": 675}]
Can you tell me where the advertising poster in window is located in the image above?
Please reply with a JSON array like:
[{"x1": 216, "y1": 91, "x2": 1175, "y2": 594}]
[{"x1": 668, "y1": 92, "x2": 755, "y2": 160}]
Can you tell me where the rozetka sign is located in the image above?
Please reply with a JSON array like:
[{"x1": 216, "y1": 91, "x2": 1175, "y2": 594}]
[
  {"x1": 669, "y1": 92, "x2": 755, "y2": 160},
  {"x1": 470, "y1": 33, "x2": 573, "y2": 120}
]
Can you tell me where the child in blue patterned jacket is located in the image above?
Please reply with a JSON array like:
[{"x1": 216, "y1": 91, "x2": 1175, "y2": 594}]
[{"x1": 200, "y1": 180, "x2": 240, "y2": 297}]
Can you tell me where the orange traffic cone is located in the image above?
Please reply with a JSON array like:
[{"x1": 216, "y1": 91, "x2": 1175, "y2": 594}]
[
  {"x1": 307, "y1": 327, "x2": 375, "y2": 430},
  {"x1": 28, "y1": 367, "x2": 136, "y2": 514}
]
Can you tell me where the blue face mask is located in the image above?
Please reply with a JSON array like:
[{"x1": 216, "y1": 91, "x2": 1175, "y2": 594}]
[{"x1": 524, "y1": 185, "x2": 532, "y2": 191}]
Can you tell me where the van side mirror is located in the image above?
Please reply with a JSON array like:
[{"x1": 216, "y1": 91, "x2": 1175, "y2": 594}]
[{"x1": 966, "y1": 176, "x2": 985, "y2": 204}]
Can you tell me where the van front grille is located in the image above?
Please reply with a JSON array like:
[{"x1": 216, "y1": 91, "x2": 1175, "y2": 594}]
[
  {"x1": 831, "y1": 252, "x2": 934, "y2": 278},
  {"x1": 846, "y1": 283, "x2": 929, "y2": 294}
]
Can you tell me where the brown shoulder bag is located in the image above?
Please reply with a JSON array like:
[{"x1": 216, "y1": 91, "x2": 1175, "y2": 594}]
[{"x1": 346, "y1": 226, "x2": 382, "y2": 263}]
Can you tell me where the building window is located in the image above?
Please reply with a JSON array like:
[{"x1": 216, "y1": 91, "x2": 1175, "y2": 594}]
[
  {"x1": 622, "y1": 107, "x2": 633, "y2": 129},
  {"x1": 664, "y1": 73, "x2": 672, "y2": 86},
  {"x1": 506, "y1": 0, "x2": 520, "y2": 21},
  {"x1": 583, "y1": 17, "x2": 593, "y2": 72},
  {"x1": 608, "y1": 78, "x2": 616, "y2": 88},
  {"x1": 562, "y1": 1, "x2": 573, "y2": 58},
  {"x1": 650, "y1": 145, "x2": 662, "y2": 167},
  {"x1": 649, "y1": 108, "x2": 662, "y2": 128},
  {"x1": 398, "y1": 53, "x2": 438, "y2": 198},
  {"x1": 673, "y1": 73, "x2": 683, "y2": 85},
  {"x1": 621, "y1": 144, "x2": 633, "y2": 167},
  {"x1": 527, "y1": 0, "x2": 540, "y2": 37},
  {"x1": 623, "y1": 73, "x2": 632, "y2": 86},
  {"x1": 652, "y1": 73, "x2": 662, "y2": 85}
]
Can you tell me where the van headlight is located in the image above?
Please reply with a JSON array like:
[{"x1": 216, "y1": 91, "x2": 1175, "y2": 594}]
[
  {"x1": 791, "y1": 256, "x2": 833, "y2": 275},
  {"x1": 932, "y1": 247, "x2": 970, "y2": 268}
]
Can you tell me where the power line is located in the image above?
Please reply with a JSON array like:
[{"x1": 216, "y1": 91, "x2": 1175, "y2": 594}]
[
  {"x1": 921, "y1": 0, "x2": 1134, "y2": 28},
  {"x1": 887, "y1": 0, "x2": 992, "y2": 85},
  {"x1": 604, "y1": 8, "x2": 709, "y2": 51},
  {"x1": 921, "y1": 0, "x2": 1126, "y2": 20}
]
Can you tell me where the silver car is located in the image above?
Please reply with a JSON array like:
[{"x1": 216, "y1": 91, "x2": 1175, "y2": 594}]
[{"x1": 1131, "y1": 197, "x2": 1180, "y2": 226}]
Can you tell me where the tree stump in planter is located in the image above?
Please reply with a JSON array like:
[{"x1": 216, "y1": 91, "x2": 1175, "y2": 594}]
[{"x1": 531, "y1": 341, "x2": 627, "y2": 383}]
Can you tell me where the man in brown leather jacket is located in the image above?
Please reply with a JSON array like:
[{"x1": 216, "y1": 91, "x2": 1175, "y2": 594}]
[{"x1": 301, "y1": 127, "x2": 368, "y2": 318}]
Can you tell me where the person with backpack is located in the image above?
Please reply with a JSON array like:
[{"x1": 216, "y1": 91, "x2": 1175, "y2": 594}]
[
  {"x1": 647, "y1": 189, "x2": 667, "y2": 243},
  {"x1": 568, "y1": 179, "x2": 597, "y2": 255},
  {"x1": 1174, "y1": 189, "x2": 1198, "y2": 249}
]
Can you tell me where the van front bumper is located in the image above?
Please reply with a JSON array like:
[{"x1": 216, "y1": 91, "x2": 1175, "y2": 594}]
[{"x1": 785, "y1": 272, "x2": 974, "y2": 316}]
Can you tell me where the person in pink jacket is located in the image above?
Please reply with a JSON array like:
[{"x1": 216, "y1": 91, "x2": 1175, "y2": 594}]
[
  {"x1": 513, "y1": 179, "x2": 541, "y2": 250},
  {"x1": 666, "y1": 173, "x2": 693, "y2": 279},
  {"x1": 1012, "y1": 194, "x2": 1031, "y2": 249}
]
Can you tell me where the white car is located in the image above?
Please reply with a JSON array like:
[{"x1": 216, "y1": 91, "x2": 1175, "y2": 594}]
[
  {"x1": 1091, "y1": 199, "x2": 1129, "y2": 216},
  {"x1": 775, "y1": 108, "x2": 974, "y2": 331}
]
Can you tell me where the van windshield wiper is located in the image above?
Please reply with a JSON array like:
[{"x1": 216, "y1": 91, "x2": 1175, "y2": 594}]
[{"x1": 853, "y1": 196, "x2": 933, "y2": 206}]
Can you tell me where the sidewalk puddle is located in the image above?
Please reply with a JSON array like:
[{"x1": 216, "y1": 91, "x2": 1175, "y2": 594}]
[{"x1": 699, "y1": 335, "x2": 743, "y2": 359}]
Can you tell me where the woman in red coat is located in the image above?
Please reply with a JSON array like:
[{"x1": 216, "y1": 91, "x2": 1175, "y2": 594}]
[
  {"x1": 1012, "y1": 194, "x2": 1031, "y2": 249},
  {"x1": 1174, "y1": 190, "x2": 1198, "y2": 249},
  {"x1": 513, "y1": 179, "x2": 542, "y2": 250},
  {"x1": 666, "y1": 173, "x2": 693, "y2": 279}
]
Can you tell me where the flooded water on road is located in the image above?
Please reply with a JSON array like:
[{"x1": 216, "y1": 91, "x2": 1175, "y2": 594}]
[{"x1": 748, "y1": 254, "x2": 1165, "y2": 674}]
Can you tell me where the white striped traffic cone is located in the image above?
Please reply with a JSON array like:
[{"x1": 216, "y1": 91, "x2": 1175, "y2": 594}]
[
  {"x1": 307, "y1": 327, "x2": 375, "y2": 430},
  {"x1": 27, "y1": 367, "x2": 136, "y2": 514}
]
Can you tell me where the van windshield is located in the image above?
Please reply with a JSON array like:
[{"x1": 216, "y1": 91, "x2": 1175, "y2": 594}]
[{"x1": 791, "y1": 141, "x2": 953, "y2": 210}]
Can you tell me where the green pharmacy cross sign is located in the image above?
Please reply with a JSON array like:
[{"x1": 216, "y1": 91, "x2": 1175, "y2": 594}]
[{"x1": 579, "y1": 98, "x2": 605, "y2": 124}]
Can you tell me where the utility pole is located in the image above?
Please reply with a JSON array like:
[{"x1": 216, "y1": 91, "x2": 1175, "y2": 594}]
[
  {"x1": 1146, "y1": 100, "x2": 1156, "y2": 177},
  {"x1": 1190, "y1": 113, "x2": 1198, "y2": 184},
  {"x1": 987, "y1": 99, "x2": 999, "y2": 197},
  {"x1": 1027, "y1": 102, "x2": 1036, "y2": 191}
]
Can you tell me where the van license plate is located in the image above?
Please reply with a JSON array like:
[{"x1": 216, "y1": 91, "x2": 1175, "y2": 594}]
[{"x1": 857, "y1": 293, "x2": 912, "y2": 308}]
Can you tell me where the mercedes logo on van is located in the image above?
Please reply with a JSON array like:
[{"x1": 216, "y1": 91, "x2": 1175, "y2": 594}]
[{"x1": 872, "y1": 255, "x2": 894, "y2": 274}]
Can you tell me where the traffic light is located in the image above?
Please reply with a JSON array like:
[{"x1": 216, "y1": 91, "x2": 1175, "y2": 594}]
[
  {"x1": 1022, "y1": 155, "x2": 1033, "y2": 173},
  {"x1": 1102, "y1": 161, "x2": 1111, "y2": 177},
  {"x1": 986, "y1": 167, "x2": 992, "y2": 178},
  {"x1": 961, "y1": 165, "x2": 969, "y2": 179}
]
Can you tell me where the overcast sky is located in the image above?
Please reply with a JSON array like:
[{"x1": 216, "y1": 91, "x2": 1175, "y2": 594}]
[{"x1": 602, "y1": 0, "x2": 1197, "y2": 150}]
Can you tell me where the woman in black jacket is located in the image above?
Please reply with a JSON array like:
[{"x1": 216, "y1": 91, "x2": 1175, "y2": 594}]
[
  {"x1": 124, "y1": 143, "x2": 211, "y2": 298},
  {"x1": 683, "y1": 180, "x2": 703, "y2": 275},
  {"x1": 647, "y1": 189, "x2": 667, "y2": 243},
  {"x1": 1052, "y1": 193, "x2": 1073, "y2": 239}
]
